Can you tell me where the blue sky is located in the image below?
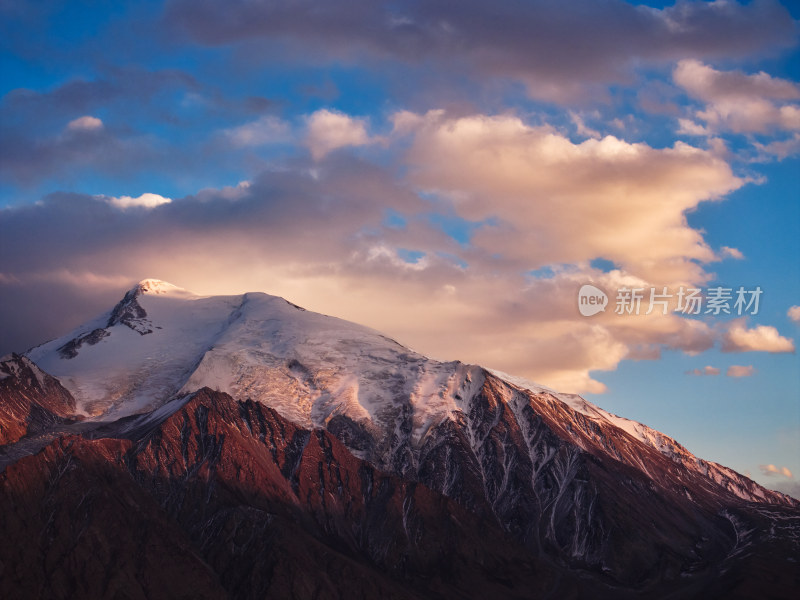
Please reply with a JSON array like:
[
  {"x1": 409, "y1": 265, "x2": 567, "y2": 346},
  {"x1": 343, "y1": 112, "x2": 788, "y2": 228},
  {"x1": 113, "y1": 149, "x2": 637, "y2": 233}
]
[{"x1": 1, "y1": 0, "x2": 798, "y2": 497}]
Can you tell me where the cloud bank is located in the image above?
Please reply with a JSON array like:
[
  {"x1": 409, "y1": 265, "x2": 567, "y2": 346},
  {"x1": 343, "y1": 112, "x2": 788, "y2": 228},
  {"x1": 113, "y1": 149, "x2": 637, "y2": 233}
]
[
  {"x1": 1, "y1": 110, "x2": 793, "y2": 393},
  {"x1": 1, "y1": 1, "x2": 797, "y2": 398},
  {"x1": 166, "y1": 0, "x2": 797, "y2": 102}
]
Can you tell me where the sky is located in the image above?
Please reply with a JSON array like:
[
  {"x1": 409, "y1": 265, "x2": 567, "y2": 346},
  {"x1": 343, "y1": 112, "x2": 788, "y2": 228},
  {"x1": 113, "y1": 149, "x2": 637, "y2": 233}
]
[{"x1": 1, "y1": 0, "x2": 798, "y2": 497}]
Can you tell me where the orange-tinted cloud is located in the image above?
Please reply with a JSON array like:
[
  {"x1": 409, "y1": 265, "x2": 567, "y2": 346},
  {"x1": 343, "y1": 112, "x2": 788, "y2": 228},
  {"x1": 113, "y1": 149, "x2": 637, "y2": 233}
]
[
  {"x1": 719, "y1": 246, "x2": 744, "y2": 260},
  {"x1": 398, "y1": 110, "x2": 744, "y2": 285},
  {"x1": 759, "y1": 464, "x2": 793, "y2": 478},
  {"x1": 66, "y1": 115, "x2": 104, "y2": 132},
  {"x1": 0, "y1": 109, "x2": 793, "y2": 394},
  {"x1": 0, "y1": 170, "x2": 721, "y2": 395},
  {"x1": 722, "y1": 321, "x2": 795, "y2": 353},
  {"x1": 675, "y1": 60, "x2": 800, "y2": 134},
  {"x1": 306, "y1": 109, "x2": 377, "y2": 160},
  {"x1": 726, "y1": 365, "x2": 755, "y2": 378}
]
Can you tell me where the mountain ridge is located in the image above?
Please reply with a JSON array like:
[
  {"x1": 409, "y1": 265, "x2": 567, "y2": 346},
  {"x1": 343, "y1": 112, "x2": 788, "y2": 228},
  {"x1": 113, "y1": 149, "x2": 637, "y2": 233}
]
[
  {"x1": 22, "y1": 279, "x2": 795, "y2": 508},
  {"x1": 2, "y1": 278, "x2": 798, "y2": 598}
]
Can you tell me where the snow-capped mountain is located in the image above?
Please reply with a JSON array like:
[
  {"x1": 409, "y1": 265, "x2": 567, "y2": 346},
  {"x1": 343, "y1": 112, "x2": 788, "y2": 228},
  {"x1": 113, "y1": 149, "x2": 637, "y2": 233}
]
[
  {"x1": 3, "y1": 279, "x2": 799, "y2": 599},
  {"x1": 25, "y1": 279, "x2": 792, "y2": 507},
  {"x1": 29, "y1": 279, "x2": 478, "y2": 427}
]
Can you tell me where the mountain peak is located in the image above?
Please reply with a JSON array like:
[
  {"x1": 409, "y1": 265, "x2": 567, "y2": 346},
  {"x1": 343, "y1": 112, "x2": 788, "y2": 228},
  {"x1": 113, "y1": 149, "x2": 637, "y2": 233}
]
[{"x1": 135, "y1": 279, "x2": 188, "y2": 296}]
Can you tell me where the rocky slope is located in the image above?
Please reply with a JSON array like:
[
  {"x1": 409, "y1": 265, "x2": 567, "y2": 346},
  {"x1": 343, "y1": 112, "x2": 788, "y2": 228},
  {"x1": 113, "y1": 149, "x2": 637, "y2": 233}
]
[
  {"x1": 0, "y1": 354, "x2": 78, "y2": 446},
  {"x1": 1, "y1": 389, "x2": 577, "y2": 599},
  {"x1": 3, "y1": 387, "x2": 798, "y2": 599}
]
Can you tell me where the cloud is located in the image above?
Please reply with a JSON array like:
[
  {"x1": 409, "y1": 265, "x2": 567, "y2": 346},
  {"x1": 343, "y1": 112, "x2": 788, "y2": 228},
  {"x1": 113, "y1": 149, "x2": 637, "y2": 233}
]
[
  {"x1": 0, "y1": 105, "x2": 787, "y2": 393},
  {"x1": 0, "y1": 66, "x2": 279, "y2": 185},
  {"x1": 0, "y1": 157, "x2": 723, "y2": 394},
  {"x1": 726, "y1": 365, "x2": 755, "y2": 378},
  {"x1": 2, "y1": 67, "x2": 199, "y2": 132},
  {"x1": 165, "y1": 0, "x2": 797, "y2": 103},
  {"x1": 677, "y1": 118, "x2": 710, "y2": 136},
  {"x1": 224, "y1": 115, "x2": 291, "y2": 147},
  {"x1": 0, "y1": 103, "x2": 768, "y2": 393},
  {"x1": 107, "y1": 193, "x2": 172, "y2": 210},
  {"x1": 759, "y1": 464, "x2": 793, "y2": 478},
  {"x1": 0, "y1": 116, "x2": 149, "y2": 185},
  {"x1": 719, "y1": 246, "x2": 744, "y2": 260},
  {"x1": 721, "y1": 321, "x2": 795, "y2": 353},
  {"x1": 674, "y1": 60, "x2": 800, "y2": 134},
  {"x1": 397, "y1": 110, "x2": 744, "y2": 284},
  {"x1": 0, "y1": 269, "x2": 135, "y2": 289},
  {"x1": 66, "y1": 115, "x2": 104, "y2": 132},
  {"x1": 686, "y1": 365, "x2": 720, "y2": 376},
  {"x1": 569, "y1": 111, "x2": 601, "y2": 139},
  {"x1": 752, "y1": 133, "x2": 800, "y2": 161},
  {"x1": 788, "y1": 305, "x2": 800, "y2": 324},
  {"x1": 0, "y1": 3, "x2": 797, "y2": 403},
  {"x1": 306, "y1": 109, "x2": 377, "y2": 160}
]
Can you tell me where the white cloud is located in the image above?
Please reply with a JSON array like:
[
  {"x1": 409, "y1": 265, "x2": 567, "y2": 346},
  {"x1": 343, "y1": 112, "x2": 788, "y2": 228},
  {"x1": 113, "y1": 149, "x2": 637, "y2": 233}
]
[
  {"x1": 224, "y1": 115, "x2": 290, "y2": 147},
  {"x1": 107, "y1": 193, "x2": 172, "y2": 210},
  {"x1": 788, "y1": 306, "x2": 800, "y2": 324},
  {"x1": 721, "y1": 321, "x2": 795, "y2": 353},
  {"x1": 306, "y1": 109, "x2": 377, "y2": 160},
  {"x1": 726, "y1": 365, "x2": 755, "y2": 378},
  {"x1": 66, "y1": 115, "x2": 104, "y2": 132},
  {"x1": 674, "y1": 60, "x2": 800, "y2": 134}
]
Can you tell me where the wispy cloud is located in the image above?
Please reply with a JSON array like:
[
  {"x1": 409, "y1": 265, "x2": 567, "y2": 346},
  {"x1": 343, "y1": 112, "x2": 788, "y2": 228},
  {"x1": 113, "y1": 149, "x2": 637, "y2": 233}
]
[
  {"x1": 759, "y1": 464, "x2": 793, "y2": 479},
  {"x1": 686, "y1": 365, "x2": 720, "y2": 376},
  {"x1": 224, "y1": 115, "x2": 291, "y2": 148},
  {"x1": 752, "y1": 132, "x2": 800, "y2": 161},
  {"x1": 726, "y1": 365, "x2": 755, "y2": 378},
  {"x1": 719, "y1": 246, "x2": 744, "y2": 260}
]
